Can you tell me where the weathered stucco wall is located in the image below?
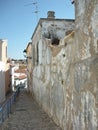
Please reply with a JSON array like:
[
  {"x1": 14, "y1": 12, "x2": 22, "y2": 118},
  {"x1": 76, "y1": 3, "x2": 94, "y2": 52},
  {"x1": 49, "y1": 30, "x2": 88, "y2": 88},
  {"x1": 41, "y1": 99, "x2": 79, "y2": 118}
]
[
  {"x1": 73, "y1": 0, "x2": 98, "y2": 129},
  {"x1": 41, "y1": 20, "x2": 75, "y2": 39},
  {"x1": 26, "y1": 43, "x2": 32, "y2": 93},
  {"x1": 32, "y1": 32, "x2": 76, "y2": 129},
  {"x1": 75, "y1": 0, "x2": 98, "y2": 60},
  {"x1": 31, "y1": 2, "x2": 98, "y2": 129}
]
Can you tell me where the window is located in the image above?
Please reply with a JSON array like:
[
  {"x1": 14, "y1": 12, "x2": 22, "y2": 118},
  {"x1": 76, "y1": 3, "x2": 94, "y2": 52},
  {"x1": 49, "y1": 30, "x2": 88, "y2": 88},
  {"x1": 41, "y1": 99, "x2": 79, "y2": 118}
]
[
  {"x1": 6, "y1": 46, "x2": 7, "y2": 58},
  {"x1": 36, "y1": 42, "x2": 39, "y2": 65}
]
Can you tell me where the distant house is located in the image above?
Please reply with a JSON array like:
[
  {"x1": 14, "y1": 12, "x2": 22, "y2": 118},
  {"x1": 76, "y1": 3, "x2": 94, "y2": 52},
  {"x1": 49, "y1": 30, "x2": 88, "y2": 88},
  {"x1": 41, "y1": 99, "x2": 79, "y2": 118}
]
[
  {"x1": 23, "y1": 42, "x2": 32, "y2": 93},
  {"x1": 10, "y1": 62, "x2": 19, "y2": 91},
  {"x1": 10, "y1": 60, "x2": 27, "y2": 91},
  {"x1": 0, "y1": 39, "x2": 11, "y2": 103},
  {"x1": 14, "y1": 67, "x2": 27, "y2": 89}
]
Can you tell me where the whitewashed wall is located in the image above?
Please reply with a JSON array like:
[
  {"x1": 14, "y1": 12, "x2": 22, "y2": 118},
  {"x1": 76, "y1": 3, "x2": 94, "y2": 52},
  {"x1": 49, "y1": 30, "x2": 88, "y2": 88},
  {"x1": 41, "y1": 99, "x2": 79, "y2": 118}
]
[{"x1": 0, "y1": 62, "x2": 5, "y2": 103}]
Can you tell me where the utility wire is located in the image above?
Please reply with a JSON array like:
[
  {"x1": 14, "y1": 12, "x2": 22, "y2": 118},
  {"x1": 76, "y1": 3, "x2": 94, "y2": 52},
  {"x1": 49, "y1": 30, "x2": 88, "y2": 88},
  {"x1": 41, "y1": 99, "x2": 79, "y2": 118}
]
[{"x1": 24, "y1": 1, "x2": 39, "y2": 22}]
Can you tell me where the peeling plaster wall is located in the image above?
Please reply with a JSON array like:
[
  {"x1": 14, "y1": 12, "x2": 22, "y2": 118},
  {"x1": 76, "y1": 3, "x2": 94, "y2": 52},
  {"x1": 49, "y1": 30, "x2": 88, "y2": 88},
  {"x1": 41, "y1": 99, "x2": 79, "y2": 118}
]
[
  {"x1": 41, "y1": 20, "x2": 75, "y2": 39},
  {"x1": 75, "y1": 0, "x2": 98, "y2": 60},
  {"x1": 31, "y1": 2, "x2": 98, "y2": 129},
  {"x1": 26, "y1": 44, "x2": 32, "y2": 93},
  {"x1": 73, "y1": 0, "x2": 98, "y2": 129},
  {"x1": 32, "y1": 36, "x2": 76, "y2": 129}
]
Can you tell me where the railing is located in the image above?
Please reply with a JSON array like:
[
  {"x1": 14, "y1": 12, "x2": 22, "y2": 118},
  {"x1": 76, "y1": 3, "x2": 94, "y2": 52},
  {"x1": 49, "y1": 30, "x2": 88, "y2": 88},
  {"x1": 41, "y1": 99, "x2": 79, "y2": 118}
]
[{"x1": 0, "y1": 87, "x2": 20, "y2": 127}]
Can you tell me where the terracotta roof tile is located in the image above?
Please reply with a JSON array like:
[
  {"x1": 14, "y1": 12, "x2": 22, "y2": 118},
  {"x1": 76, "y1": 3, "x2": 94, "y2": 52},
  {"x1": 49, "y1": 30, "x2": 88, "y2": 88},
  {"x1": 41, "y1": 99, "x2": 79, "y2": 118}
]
[
  {"x1": 15, "y1": 75, "x2": 27, "y2": 80},
  {"x1": 15, "y1": 69, "x2": 26, "y2": 73}
]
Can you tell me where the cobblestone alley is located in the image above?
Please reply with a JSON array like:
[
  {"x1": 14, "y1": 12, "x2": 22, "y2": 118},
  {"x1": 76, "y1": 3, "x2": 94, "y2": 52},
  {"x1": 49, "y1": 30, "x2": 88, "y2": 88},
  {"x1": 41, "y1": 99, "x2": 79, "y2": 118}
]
[{"x1": 1, "y1": 90, "x2": 62, "y2": 130}]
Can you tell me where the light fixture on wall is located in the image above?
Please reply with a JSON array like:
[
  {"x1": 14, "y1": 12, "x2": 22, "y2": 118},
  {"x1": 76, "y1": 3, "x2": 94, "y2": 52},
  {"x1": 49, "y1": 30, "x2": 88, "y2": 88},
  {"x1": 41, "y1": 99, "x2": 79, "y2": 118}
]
[
  {"x1": 23, "y1": 49, "x2": 32, "y2": 60},
  {"x1": 71, "y1": 0, "x2": 74, "y2": 4}
]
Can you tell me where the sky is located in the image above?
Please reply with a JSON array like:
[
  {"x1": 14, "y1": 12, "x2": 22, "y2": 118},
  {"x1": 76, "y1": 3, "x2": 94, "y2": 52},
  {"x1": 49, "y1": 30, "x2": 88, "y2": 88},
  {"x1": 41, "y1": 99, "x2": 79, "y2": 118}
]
[{"x1": 0, "y1": 0, "x2": 75, "y2": 59}]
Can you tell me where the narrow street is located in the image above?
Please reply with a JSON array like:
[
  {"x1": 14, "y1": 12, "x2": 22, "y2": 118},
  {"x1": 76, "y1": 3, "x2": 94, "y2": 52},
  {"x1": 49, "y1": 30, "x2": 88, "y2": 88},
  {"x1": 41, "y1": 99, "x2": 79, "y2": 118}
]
[{"x1": 1, "y1": 89, "x2": 61, "y2": 130}]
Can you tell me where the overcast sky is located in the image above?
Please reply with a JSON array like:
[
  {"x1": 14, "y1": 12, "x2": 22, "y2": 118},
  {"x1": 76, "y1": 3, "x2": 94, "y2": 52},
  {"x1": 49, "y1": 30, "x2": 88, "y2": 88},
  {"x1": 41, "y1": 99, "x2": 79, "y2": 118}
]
[{"x1": 0, "y1": 0, "x2": 75, "y2": 59}]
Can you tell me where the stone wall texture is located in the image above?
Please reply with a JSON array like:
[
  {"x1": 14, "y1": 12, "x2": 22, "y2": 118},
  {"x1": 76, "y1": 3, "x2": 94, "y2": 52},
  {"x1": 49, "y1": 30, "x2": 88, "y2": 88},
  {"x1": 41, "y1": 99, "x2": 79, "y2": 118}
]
[{"x1": 31, "y1": 1, "x2": 98, "y2": 130}]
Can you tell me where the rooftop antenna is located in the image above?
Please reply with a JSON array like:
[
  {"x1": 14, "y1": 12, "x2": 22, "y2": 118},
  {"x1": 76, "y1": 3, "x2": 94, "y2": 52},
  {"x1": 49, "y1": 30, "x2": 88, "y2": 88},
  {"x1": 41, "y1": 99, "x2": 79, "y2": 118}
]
[
  {"x1": 25, "y1": 1, "x2": 39, "y2": 22},
  {"x1": 32, "y1": 1, "x2": 39, "y2": 22}
]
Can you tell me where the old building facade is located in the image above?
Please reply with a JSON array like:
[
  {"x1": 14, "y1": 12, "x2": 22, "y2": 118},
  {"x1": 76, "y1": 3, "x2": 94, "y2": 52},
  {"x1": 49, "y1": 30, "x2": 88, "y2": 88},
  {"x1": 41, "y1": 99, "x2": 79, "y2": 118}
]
[
  {"x1": 26, "y1": 1, "x2": 98, "y2": 129},
  {"x1": 0, "y1": 39, "x2": 11, "y2": 103},
  {"x1": 30, "y1": 11, "x2": 75, "y2": 129},
  {"x1": 24, "y1": 42, "x2": 32, "y2": 93}
]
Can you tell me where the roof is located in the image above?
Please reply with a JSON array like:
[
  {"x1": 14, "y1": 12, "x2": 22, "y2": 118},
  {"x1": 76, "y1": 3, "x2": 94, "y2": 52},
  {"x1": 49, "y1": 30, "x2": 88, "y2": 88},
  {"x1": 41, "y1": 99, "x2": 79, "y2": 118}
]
[
  {"x1": 15, "y1": 75, "x2": 27, "y2": 80},
  {"x1": 15, "y1": 69, "x2": 26, "y2": 73},
  {"x1": 24, "y1": 42, "x2": 32, "y2": 53},
  {"x1": 31, "y1": 18, "x2": 75, "y2": 39}
]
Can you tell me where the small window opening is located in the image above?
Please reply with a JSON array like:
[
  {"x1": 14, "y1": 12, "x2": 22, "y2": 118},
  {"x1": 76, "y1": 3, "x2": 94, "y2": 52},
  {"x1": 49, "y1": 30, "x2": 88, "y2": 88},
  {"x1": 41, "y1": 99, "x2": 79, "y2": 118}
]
[
  {"x1": 6, "y1": 46, "x2": 7, "y2": 58},
  {"x1": 51, "y1": 38, "x2": 60, "y2": 45},
  {"x1": 36, "y1": 43, "x2": 39, "y2": 65},
  {"x1": 63, "y1": 54, "x2": 65, "y2": 57},
  {"x1": 62, "y1": 80, "x2": 64, "y2": 85},
  {"x1": 65, "y1": 42, "x2": 67, "y2": 47}
]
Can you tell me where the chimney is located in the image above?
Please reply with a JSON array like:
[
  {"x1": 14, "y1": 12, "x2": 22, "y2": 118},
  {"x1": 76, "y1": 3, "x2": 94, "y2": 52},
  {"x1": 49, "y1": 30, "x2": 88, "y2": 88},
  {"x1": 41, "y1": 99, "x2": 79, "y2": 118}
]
[{"x1": 47, "y1": 11, "x2": 55, "y2": 19}]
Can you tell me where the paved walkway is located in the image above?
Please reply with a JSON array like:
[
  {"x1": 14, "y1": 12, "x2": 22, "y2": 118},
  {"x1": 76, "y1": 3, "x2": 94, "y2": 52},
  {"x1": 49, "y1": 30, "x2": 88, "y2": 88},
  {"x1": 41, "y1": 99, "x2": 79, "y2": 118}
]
[{"x1": 1, "y1": 90, "x2": 62, "y2": 130}]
